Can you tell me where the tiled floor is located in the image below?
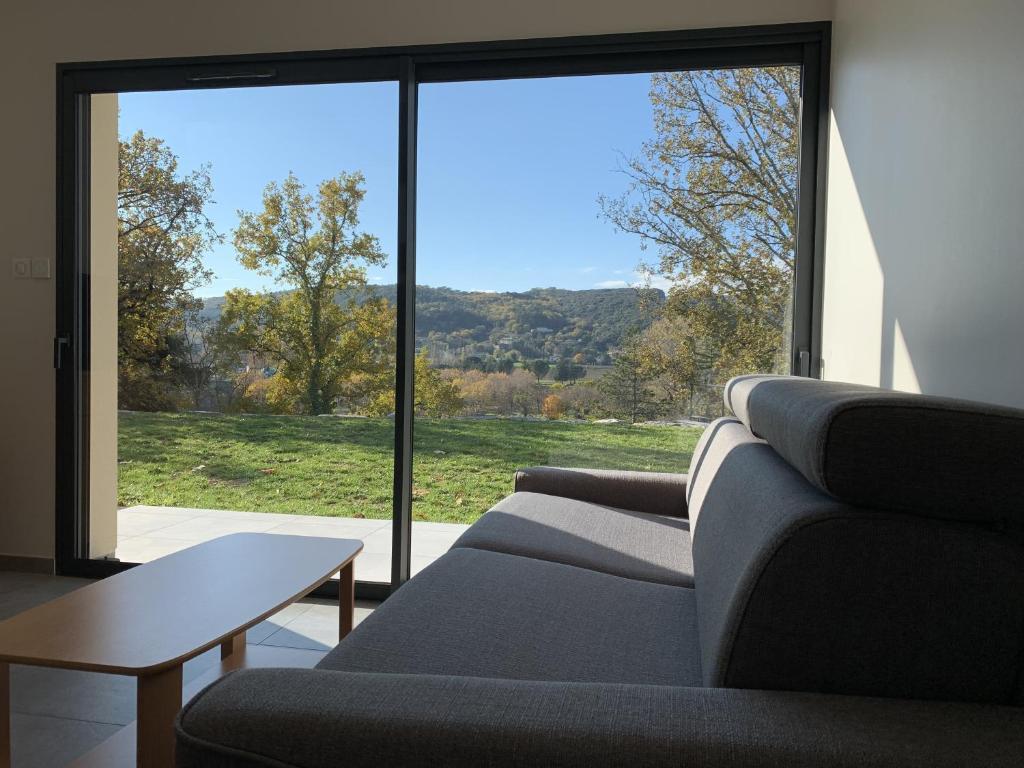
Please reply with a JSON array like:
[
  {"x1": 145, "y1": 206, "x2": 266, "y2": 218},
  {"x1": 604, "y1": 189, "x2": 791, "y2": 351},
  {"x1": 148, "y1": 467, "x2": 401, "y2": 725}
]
[
  {"x1": 0, "y1": 571, "x2": 378, "y2": 767},
  {"x1": 114, "y1": 506, "x2": 469, "y2": 583}
]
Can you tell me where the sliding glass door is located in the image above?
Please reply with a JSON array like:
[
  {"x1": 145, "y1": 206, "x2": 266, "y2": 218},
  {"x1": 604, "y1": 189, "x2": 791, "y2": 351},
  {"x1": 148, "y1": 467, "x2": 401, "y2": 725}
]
[
  {"x1": 100, "y1": 82, "x2": 399, "y2": 582},
  {"x1": 56, "y1": 26, "x2": 828, "y2": 595},
  {"x1": 58, "y1": 60, "x2": 407, "y2": 596},
  {"x1": 410, "y1": 65, "x2": 804, "y2": 554}
]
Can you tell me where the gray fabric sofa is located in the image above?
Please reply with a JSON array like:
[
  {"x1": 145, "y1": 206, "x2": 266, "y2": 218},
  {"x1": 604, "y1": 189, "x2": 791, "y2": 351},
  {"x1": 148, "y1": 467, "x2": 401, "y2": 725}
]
[{"x1": 175, "y1": 375, "x2": 1024, "y2": 767}]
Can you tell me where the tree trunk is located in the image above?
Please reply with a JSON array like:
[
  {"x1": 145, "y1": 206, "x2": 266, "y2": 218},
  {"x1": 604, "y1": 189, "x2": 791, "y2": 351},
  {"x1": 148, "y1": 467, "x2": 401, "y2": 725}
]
[{"x1": 307, "y1": 291, "x2": 327, "y2": 415}]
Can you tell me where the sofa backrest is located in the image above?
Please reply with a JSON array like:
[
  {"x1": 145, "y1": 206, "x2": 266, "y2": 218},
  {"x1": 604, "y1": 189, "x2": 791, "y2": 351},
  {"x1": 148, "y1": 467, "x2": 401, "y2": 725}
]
[{"x1": 687, "y1": 376, "x2": 1024, "y2": 705}]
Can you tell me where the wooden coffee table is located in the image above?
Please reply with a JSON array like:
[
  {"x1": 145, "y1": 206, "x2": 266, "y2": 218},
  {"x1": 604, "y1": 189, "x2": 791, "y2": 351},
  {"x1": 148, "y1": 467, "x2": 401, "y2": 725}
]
[{"x1": 0, "y1": 532, "x2": 362, "y2": 768}]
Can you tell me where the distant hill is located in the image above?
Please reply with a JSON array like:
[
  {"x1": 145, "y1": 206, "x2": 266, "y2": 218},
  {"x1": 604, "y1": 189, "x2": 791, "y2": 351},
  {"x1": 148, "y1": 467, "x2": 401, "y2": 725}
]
[{"x1": 201, "y1": 284, "x2": 664, "y2": 366}]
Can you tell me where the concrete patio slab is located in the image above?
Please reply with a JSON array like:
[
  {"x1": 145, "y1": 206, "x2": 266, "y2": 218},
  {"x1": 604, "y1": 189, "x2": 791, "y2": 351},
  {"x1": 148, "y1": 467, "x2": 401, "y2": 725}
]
[{"x1": 114, "y1": 506, "x2": 468, "y2": 583}]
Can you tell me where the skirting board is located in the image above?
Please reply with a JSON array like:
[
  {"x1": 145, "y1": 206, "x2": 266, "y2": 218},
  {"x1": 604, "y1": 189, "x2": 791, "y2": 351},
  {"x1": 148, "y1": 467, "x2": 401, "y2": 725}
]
[{"x1": 0, "y1": 555, "x2": 55, "y2": 575}]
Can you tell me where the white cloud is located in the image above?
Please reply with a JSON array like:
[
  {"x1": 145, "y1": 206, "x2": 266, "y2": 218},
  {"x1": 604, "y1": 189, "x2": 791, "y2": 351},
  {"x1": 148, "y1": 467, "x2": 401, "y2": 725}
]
[
  {"x1": 637, "y1": 272, "x2": 674, "y2": 292},
  {"x1": 594, "y1": 271, "x2": 674, "y2": 292}
]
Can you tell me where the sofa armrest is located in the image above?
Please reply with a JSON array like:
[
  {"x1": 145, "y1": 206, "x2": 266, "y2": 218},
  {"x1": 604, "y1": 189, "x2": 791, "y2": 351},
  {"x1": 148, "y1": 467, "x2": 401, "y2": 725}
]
[
  {"x1": 514, "y1": 466, "x2": 688, "y2": 517},
  {"x1": 176, "y1": 669, "x2": 1024, "y2": 768}
]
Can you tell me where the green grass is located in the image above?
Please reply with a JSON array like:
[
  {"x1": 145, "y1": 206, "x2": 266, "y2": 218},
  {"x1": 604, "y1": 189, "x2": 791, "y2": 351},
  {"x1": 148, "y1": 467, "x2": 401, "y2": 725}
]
[{"x1": 118, "y1": 412, "x2": 702, "y2": 524}]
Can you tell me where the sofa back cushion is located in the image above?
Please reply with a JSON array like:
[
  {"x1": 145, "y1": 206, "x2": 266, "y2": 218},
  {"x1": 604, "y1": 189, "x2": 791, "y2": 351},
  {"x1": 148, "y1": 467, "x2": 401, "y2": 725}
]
[{"x1": 687, "y1": 416, "x2": 1024, "y2": 705}]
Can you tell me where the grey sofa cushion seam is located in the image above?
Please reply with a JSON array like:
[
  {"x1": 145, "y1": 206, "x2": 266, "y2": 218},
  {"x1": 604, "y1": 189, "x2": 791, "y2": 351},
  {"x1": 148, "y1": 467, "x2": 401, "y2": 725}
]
[
  {"x1": 452, "y1": 539, "x2": 690, "y2": 589},
  {"x1": 177, "y1": 728, "x2": 295, "y2": 768}
]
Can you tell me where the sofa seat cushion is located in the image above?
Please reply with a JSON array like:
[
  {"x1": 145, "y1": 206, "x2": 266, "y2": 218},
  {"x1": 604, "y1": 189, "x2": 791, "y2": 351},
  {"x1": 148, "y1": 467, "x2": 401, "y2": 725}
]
[
  {"x1": 318, "y1": 547, "x2": 702, "y2": 687},
  {"x1": 452, "y1": 492, "x2": 694, "y2": 587}
]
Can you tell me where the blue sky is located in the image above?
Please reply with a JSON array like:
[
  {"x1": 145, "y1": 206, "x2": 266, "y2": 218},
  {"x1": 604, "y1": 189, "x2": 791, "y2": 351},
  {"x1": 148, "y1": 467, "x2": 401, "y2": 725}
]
[{"x1": 118, "y1": 74, "x2": 663, "y2": 297}]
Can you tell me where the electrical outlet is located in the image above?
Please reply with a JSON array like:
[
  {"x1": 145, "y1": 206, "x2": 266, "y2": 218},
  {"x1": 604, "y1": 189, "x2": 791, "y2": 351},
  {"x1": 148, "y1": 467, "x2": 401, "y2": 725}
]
[
  {"x1": 12, "y1": 258, "x2": 30, "y2": 279},
  {"x1": 31, "y1": 258, "x2": 51, "y2": 279}
]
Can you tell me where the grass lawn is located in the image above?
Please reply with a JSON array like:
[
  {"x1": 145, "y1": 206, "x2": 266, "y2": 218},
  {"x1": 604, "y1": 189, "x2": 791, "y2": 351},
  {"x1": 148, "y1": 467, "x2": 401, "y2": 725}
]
[{"x1": 118, "y1": 412, "x2": 703, "y2": 524}]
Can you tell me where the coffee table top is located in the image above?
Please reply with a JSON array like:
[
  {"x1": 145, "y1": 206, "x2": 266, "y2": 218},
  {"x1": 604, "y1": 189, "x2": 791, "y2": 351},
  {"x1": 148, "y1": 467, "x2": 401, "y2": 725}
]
[{"x1": 0, "y1": 533, "x2": 361, "y2": 674}]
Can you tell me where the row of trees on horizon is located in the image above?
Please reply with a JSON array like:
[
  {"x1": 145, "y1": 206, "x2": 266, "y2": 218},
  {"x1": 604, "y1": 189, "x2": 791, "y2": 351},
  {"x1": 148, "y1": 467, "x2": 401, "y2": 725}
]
[{"x1": 117, "y1": 67, "x2": 799, "y2": 423}]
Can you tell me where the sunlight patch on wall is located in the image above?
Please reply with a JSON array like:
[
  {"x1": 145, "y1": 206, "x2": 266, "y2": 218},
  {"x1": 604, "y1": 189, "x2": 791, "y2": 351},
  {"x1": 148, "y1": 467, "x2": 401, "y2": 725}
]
[
  {"x1": 891, "y1": 318, "x2": 921, "y2": 394},
  {"x1": 820, "y1": 119, "x2": 884, "y2": 387}
]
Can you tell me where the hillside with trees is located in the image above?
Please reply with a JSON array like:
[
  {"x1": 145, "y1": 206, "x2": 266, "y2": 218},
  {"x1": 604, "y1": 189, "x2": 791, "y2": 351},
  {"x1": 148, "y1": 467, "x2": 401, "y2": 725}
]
[
  {"x1": 202, "y1": 283, "x2": 662, "y2": 369},
  {"x1": 195, "y1": 280, "x2": 675, "y2": 421}
]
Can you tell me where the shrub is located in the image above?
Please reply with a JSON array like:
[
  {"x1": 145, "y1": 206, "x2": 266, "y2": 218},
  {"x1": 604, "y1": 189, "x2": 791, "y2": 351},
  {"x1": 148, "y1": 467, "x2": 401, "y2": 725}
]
[{"x1": 542, "y1": 394, "x2": 565, "y2": 420}]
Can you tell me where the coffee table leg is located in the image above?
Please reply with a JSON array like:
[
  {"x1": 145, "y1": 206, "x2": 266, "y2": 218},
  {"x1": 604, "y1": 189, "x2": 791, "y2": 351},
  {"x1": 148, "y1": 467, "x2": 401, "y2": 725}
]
[
  {"x1": 220, "y1": 632, "x2": 246, "y2": 661},
  {"x1": 339, "y1": 560, "x2": 355, "y2": 640},
  {"x1": 137, "y1": 663, "x2": 182, "y2": 768},
  {"x1": 1, "y1": 662, "x2": 10, "y2": 768}
]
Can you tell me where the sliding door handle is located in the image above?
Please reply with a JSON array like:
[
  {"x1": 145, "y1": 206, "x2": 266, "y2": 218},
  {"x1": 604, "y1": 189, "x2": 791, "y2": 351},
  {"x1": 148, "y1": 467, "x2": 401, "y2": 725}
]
[{"x1": 54, "y1": 336, "x2": 70, "y2": 369}]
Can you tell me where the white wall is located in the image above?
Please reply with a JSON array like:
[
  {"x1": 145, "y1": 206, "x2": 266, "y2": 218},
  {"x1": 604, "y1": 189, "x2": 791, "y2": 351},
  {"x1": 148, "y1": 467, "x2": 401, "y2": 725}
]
[
  {"x1": 822, "y1": 0, "x2": 1024, "y2": 407},
  {"x1": 88, "y1": 94, "x2": 120, "y2": 560},
  {"x1": 7, "y1": 0, "x2": 1022, "y2": 563},
  {"x1": 0, "y1": 0, "x2": 833, "y2": 561}
]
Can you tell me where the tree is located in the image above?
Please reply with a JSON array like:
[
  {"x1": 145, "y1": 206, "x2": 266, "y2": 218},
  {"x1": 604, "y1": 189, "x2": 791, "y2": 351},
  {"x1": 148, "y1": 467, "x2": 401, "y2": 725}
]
[
  {"x1": 176, "y1": 310, "x2": 218, "y2": 409},
  {"x1": 634, "y1": 314, "x2": 707, "y2": 418},
  {"x1": 554, "y1": 358, "x2": 586, "y2": 384},
  {"x1": 528, "y1": 359, "x2": 550, "y2": 381},
  {"x1": 598, "y1": 342, "x2": 662, "y2": 424},
  {"x1": 560, "y1": 382, "x2": 606, "y2": 419},
  {"x1": 600, "y1": 67, "x2": 800, "y2": 381},
  {"x1": 213, "y1": 356, "x2": 264, "y2": 413},
  {"x1": 220, "y1": 172, "x2": 391, "y2": 415},
  {"x1": 117, "y1": 130, "x2": 217, "y2": 409},
  {"x1": 507, "y1": 369, "x2": 544, "y2": 416},
  {"x1": 542, "y1": 394, "x2": 565, "y2": 420},
  {"x1": 456, "y1": 370, "x2": 493, "y2": 414},
  {"x1": 239, "y1": 371, "x2": 300, "y2": 414},
  {"x1": 454, "y1": 370, "x2": 541, "y2": 416},
  {"x1": 414, "y1": 350, "x2": 464, "y2": 417}
]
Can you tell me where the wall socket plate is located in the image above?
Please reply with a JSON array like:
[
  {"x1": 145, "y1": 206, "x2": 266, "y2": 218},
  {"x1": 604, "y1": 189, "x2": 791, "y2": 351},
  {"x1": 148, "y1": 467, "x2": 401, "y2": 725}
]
[
  {"x1": 12, "y1": 258, "x2": 50, "y2": 279},
  {"x1": 31, "y1": 258, "x2": 51, "y2": 279}
]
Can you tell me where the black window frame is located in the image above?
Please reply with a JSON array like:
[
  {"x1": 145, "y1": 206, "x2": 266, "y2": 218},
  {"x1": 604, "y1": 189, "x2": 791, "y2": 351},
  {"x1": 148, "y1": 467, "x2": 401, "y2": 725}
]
[{"x1": 55, "y1": 22, "x2": 830, "y2": 601}]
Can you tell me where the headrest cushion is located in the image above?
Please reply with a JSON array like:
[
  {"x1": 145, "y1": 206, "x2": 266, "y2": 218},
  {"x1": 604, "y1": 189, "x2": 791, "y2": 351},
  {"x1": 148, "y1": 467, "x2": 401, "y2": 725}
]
[{"x1": 724, "y1": 375, "x2": 1024, "y2": 526}]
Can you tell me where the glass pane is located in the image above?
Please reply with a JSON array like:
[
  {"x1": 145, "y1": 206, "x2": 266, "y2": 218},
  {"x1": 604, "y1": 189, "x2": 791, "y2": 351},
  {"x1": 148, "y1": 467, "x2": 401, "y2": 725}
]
[
  {"x1": 412, "y1": 67, "x2": 800, "y2": 570},
  {"x1": 85, "y1": 84, "x2": 399, "y2": 584}
]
